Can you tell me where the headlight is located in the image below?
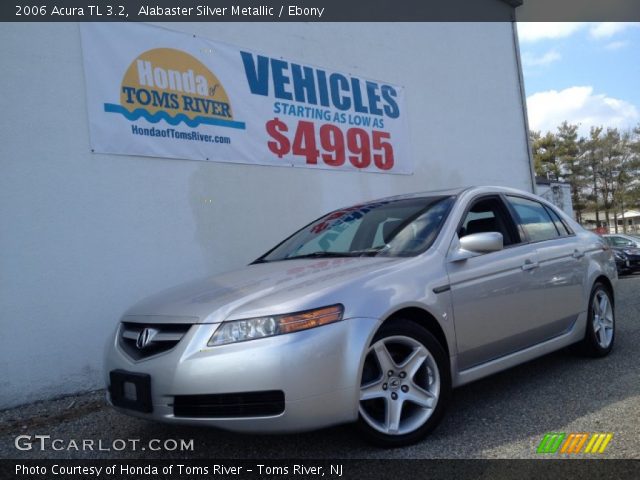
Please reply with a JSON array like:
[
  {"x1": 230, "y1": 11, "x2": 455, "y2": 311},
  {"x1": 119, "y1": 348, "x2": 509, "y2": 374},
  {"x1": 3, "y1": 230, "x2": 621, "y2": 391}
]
[
  {"x1": 207, "y1": 304, "x2": 344, "y2": 346},
  {"x1": 614, "y1": 251, "x2": 627, "y2": 260}
]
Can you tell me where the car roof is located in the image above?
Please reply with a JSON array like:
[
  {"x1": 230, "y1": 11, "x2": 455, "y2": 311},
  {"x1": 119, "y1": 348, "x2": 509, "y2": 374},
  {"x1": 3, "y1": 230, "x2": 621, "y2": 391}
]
[{"x1": 362, "y1": 185, "x2": 536, "y2": 203}]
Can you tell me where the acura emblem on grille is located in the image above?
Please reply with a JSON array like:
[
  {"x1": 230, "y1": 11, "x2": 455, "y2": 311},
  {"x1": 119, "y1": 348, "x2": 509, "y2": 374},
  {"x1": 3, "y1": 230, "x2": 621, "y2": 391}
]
[{"x1": 136, "y1": 327, "x2": 158, "y2": 349}]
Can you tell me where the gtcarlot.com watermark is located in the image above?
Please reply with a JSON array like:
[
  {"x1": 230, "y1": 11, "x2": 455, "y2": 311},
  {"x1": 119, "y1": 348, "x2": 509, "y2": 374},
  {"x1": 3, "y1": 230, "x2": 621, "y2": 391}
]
[{"x1": 14, "y1": 435, "x2": 194, "y2": 452}]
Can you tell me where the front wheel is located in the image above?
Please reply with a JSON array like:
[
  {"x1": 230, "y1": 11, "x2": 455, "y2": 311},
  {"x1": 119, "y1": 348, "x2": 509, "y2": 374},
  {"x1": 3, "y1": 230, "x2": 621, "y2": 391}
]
[{"x1": 357, "y1": 320, "x2": 451, "y2": 447}]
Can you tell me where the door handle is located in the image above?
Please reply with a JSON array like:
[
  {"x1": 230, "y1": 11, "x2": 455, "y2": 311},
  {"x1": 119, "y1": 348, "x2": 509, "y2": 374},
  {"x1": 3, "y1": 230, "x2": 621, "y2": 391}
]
[
  {"x1": 522, "y1": 259, "x2": 539, "y2": 271},
  {"x1": 572, "y1": 249, "x2": 585, "y2": 259}
]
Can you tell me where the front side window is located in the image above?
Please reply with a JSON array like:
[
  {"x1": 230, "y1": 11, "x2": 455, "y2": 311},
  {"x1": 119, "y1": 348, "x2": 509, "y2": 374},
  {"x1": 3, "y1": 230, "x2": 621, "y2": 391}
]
[
  {"x1": 459, "y1": 197, "x2": 519, "y2": 246},
  {"x1": 258, "y1": 196, "x2": 455, "y2": 262},
  {"x1": 507, "y1": 196, "x2": 559, "y2": 243}
]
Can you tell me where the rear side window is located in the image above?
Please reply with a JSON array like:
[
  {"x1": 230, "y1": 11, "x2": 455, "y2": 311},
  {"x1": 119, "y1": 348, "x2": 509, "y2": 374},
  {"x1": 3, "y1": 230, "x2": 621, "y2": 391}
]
[
  {"x1": 544, "y1": 205, "x2": 572, "y2": 236},
  {"x1": 507, "y1": 196, "x2": 559, "y2": 243}
]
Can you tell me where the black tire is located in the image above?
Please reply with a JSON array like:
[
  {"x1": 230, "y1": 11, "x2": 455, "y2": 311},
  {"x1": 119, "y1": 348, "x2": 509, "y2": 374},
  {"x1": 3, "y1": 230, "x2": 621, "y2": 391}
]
[
  {"x1": 356, "y1": 319, "x2": 451, "y2": 447},
  {"x1": 576, "y1": 282, "x2": 615, "y2": 357}
]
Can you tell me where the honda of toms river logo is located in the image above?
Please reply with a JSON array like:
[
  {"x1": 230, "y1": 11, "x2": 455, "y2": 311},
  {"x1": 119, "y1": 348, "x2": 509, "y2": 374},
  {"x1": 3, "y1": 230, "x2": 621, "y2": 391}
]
[
  {"x1": 537, "y1": 432, "x2": 613, "y2": 454},
  {"x1": 104, "y1": 48, "x2": 245, "y2": 130}
]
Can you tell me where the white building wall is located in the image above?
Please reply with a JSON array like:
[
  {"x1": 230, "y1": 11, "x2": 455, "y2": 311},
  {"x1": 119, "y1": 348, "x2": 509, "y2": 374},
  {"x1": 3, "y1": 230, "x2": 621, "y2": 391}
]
[
  {"x1": 536, "y1": 182, "x2": 575, "y2": 218},
  {"x1": 0, "y1": 22, "x2": 532, "y2": 407}
]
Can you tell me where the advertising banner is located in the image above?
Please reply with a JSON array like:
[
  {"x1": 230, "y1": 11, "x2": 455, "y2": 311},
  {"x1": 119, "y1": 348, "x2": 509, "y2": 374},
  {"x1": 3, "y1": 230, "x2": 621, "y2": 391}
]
[{"x1": 80, "y1": 23, "x2": 412, "y2": 174}]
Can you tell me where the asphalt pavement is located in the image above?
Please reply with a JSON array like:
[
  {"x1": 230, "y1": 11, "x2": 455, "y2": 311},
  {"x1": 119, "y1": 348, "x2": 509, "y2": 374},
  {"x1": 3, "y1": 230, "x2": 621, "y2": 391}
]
[{"x1": 2, "y1": 275, "x2": 639, "y2": 459}]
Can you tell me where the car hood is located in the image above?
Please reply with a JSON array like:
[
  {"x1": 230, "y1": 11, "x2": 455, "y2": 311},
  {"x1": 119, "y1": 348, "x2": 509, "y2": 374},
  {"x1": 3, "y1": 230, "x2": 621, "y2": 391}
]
[{"x1": 122, "y1": 256, "x2": 403, "y2": 324}]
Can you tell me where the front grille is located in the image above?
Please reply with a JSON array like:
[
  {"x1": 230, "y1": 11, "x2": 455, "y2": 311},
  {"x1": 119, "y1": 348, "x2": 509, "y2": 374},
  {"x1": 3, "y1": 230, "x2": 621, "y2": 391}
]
[
  {"x1": 173, "y1": 391, "x2": 285, "y2": 418},
  {"x1": 119, "y1": 322, "x2": 192, "y2": 360}
]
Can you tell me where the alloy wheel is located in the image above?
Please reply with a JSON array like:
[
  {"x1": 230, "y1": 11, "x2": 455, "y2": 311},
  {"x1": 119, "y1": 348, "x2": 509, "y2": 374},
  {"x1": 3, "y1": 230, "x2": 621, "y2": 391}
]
[
  {"x1": 592, "y1": 289, "x2": 614, "y2": 349},
  {"x1": 359, "y1": 335, "x2": 440, "y2": 436}
]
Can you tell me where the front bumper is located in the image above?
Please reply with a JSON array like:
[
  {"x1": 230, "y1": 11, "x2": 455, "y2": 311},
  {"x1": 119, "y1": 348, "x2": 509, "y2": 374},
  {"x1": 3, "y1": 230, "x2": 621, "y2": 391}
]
[
  {"x1": 627, "y1": 255, "x2": 640, "y2": 271},
  {"x1": 615, "y1": 254, "x2": 640, "y2": 273},
  {"x1": 104, "y1": 317, "x2": 378, "y2": 433}
]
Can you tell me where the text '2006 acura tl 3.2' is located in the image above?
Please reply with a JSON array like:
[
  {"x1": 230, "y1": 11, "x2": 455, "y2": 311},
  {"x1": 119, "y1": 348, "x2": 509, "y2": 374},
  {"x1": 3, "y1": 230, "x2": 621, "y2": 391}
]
[{"x1": 105, "y1": 186, "x2": 617, "y2": 446}]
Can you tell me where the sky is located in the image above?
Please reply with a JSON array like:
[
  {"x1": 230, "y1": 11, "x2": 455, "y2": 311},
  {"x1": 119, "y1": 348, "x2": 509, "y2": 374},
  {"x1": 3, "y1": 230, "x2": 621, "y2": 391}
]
[{"x1": 517, "y1": 22, "x2": 640, "y2": 137}]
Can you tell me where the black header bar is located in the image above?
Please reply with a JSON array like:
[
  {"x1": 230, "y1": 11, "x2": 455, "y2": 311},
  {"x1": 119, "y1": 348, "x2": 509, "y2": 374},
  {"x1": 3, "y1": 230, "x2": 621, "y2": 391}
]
[{"x1": 3, "y1": 0, "x2": 640, "y2": 22}]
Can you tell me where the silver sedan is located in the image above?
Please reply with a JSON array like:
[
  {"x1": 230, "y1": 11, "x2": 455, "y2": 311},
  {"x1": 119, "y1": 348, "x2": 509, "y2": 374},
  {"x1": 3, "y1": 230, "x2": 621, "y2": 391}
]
[{"x1": 105, "y1": 186, "x2": 617, "y2": 446}]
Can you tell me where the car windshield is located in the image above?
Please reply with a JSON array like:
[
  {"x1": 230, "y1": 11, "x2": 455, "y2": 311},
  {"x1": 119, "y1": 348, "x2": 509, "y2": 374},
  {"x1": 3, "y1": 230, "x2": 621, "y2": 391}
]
[{"x1": 257, "y1": 196, "x2": 455, "y2": 262}]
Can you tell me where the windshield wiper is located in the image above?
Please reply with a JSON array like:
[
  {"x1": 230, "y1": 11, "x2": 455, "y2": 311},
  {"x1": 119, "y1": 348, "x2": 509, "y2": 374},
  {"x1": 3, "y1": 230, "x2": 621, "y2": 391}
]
[
  {"x1": 351, "y1": 247, "x2": 388, "y2": 257},
  {"x1": 282, "y1": 247, "x2": 387, "y2": 261},
  {"x1": 282, "y1": 251, "x2": 353, "y2": 260}
]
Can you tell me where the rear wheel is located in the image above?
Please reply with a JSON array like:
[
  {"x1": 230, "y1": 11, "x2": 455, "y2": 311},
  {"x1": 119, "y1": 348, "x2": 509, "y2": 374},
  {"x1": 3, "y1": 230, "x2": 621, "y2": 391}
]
[
  {"x1": 577, "y1": 282, "x2": 615, "y2": 357},
  {"x1": 357, "y1": 320, "x2": 451, "y2": 447}
]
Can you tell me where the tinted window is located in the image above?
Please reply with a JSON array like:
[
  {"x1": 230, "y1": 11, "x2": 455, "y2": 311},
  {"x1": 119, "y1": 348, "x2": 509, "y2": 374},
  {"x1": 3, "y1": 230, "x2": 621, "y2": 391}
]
[
  {"x1": 544, "y1": 205, "x2": 571, "y2": 236},
  {"x1": 507, "y1": 196, "x2": 559, "y2": 242},
  {"x1": 607, "y1": 236, "x2": 634, "y2": 247},
  {"x1": 459, "y1": 197, "x2": 518, "y2": 246}
]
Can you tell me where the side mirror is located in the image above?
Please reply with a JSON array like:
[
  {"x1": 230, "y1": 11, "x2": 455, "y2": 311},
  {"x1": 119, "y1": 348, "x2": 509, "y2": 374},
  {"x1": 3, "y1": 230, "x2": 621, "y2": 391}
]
[{"x1": 450, "y1": 232, "x2": 504, "y2": 262}]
